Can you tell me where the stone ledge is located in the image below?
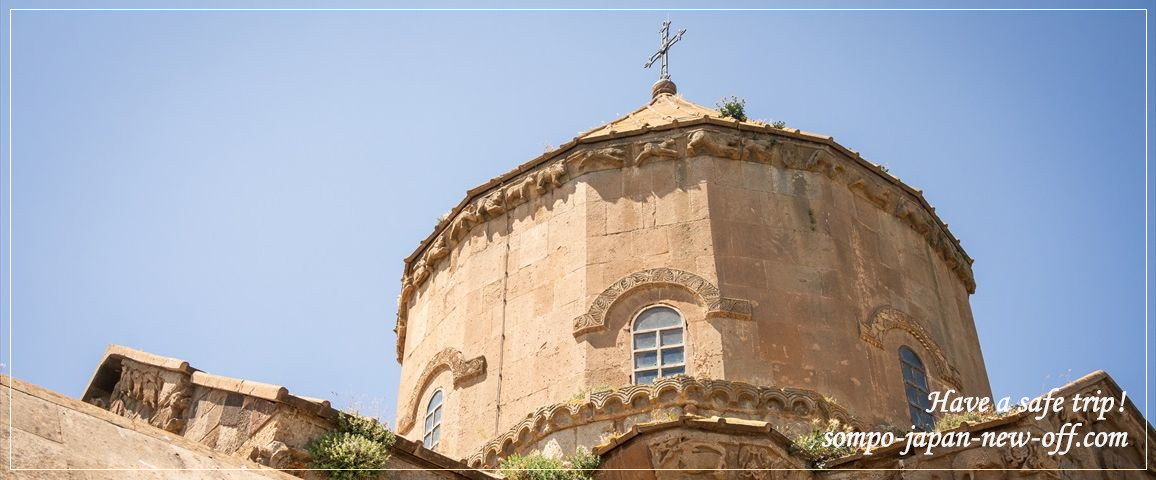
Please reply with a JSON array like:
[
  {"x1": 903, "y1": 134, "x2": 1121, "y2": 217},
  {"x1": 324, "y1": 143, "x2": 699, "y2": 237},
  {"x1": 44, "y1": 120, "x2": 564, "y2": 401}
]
[{"x1": 2, "y1": 374, "x2": 296, "y2": 478}]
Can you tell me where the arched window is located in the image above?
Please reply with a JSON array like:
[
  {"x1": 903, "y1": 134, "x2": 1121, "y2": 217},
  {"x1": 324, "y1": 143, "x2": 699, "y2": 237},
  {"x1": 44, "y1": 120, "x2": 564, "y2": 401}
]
[
  {"x1": 900, "y1": 346, "x2": 935, "y2": 431},
  {"x1": 632, "y1": 305, "x2": 686, "y2": 384},
  {"x1": 423, "y1": 390, "x2": 443, "y2": 449}
]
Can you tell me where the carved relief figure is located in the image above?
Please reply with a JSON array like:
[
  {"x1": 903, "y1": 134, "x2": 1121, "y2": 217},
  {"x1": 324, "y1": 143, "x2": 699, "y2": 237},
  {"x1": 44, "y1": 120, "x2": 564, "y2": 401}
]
[
  {"x1": 649, "y1": 435, "x2": 726, "y2": 479},
  {"x1": 635, "y1": 138, "x2": 680, "y2": 166},
  {"x1": 565, "y1": 146, "x2": 627, "y2": 173},
  {"x1": 152, "y1": 378, "x2": 193, "y2": 434},
  {"x1": 686, "y1": 129, "x2": 741, "y2": 160},
  {"x1": 107, "y1": 360, "x2": 193, "y2": 434},
  {"x1": 535, "y1": 161, "x2": 567, "y2": 192},
  {"x1": 737, "y1": 444, "x2": 795, "y2": 480},
  {"x1": 109, "y1": 361, "x2": 163, "y2": 419}
]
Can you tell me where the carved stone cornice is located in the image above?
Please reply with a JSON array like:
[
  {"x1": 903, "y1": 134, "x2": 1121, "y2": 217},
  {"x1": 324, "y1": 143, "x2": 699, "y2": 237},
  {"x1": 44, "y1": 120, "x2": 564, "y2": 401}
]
[
  {"x1": 395, "y1": 120, "x2": 976, "y2": 363},
  {"x1": 573, "y1": 268, "x2": 752, "y2": 336},
  {"x1": 396, "y1": 348, "x2": 487, "y2": 434},
  {"x1": 859, "y1": 305, "x2": 964, "y2": 390},
  {"x1": 466, "y1": 376, "x2": 860, "y2": 468}
]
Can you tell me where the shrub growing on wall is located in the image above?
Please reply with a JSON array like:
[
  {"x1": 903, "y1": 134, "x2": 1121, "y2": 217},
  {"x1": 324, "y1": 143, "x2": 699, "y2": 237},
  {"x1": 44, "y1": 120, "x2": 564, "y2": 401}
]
[
  {"x1": 309, "y1": 412, "x2": 396, "y2": 480},
  {"x1": 792, "y1": 419, "x2": 856, "y2": 468},
  {"x1": 499, "y1": 448, "x2": 601, "y2": 480},
  {"x1": 716, "y1": 96, "x2": 748, "y2": 122}
]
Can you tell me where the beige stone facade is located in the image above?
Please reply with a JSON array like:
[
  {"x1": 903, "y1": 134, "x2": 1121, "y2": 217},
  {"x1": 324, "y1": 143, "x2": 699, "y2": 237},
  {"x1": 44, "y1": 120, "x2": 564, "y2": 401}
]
[
  {"x1": 394, "y1": 90, "x2": 990, "y2": 464},
  {"x1": 4, "y1": 83, "x2": 1151, "y2": 479}
]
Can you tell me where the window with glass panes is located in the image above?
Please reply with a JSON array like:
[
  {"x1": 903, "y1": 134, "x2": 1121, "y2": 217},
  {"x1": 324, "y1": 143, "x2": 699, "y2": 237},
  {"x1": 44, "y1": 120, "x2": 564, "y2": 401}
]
[
  {"x1": 632, "y1": 305, "x2": 686, "y2": 384},
  {"x1": 900, "y1": 346, "x2": 935, "y2": 431},
  {"x1": 423, "y1": 390, "x2": 443, "y2": 449}
]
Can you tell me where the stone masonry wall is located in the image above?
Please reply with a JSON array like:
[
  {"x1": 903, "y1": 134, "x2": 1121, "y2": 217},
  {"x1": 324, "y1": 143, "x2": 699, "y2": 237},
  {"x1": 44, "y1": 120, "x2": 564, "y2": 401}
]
[{"x1": 395, "y1": 124, "x2": 989, "y2": 462}]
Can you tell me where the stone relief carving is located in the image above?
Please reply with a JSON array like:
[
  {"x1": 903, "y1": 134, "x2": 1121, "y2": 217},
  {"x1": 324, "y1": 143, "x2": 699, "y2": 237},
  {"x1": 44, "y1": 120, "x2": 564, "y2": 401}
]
[
  {"x1": 635, "y1": 138, "x2": 680, "y2": 166},
  {"x1": 564, "y1": 146, "x2": 628, "y2": 172},
  {"x1": 467, "y1": 375, "x2": 858, "y2": 468},
  {"x1": 737, "y1": 444, "x2": 808, "y2": 480},
  {"x1": 860, "y1": 305, "x2": 964, "y2": 391},
  {"x1": 396, "y1": 347, "x2": 487, "y2": 434},
  {"x1": 650, "y1": 435, "x2": 727, "y2": 476},
  {"x1": 480, "y1": 189, "x2": 506, "y2": 217},
  {"x1": 395, "y1": 123, "x2": 977, "y2": 361},
  {"x1": 944, "y1": 443, "x2": 1063, "y2": 480},
  {"x1": 108, "y1": 361, "x2": 160, "y2": 417},
  {"x1": 108, "y1": 359, "x2": 193, "y2": 434},
  {"x1": 152, "y1": 381, "x2": 193, "y2": 434},
  {"x1": 503, "y1": 173, "x2": 539, "y2": 206},
  {"x1": 687, "y1": 129, "x2": 742, "y2": 160},
  {"x1": 1003, "y1": 443, "x2": 1061, "y2": 473},
  {"x1": 573, "y1": 268, "x2": 753, "y2": 337},
  {"x1": 247, "y1": 440, "x2": 311, "y2": 470},
  {"x1": 535, "y1": 161, "x2": 567, "y2": 192},
  {"x1": 949, "y1": 447, "x2": 1005, "y2": 478}
]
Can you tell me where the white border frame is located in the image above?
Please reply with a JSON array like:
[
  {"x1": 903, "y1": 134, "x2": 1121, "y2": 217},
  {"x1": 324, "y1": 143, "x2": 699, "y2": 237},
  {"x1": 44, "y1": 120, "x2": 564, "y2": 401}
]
[{"x1": 2, "y1": 6, "x2": 1149, "y2": 475}]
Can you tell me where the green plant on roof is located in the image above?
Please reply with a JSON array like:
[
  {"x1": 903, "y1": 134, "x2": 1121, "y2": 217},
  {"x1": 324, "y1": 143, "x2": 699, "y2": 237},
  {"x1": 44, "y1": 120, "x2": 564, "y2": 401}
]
[
  {"x1": 716, "y1": 96, "x2": 748, "y2": 122},
  {"x1": 792, "y1": 419, "x2": 856, "y2": 468},
  {"x1": 935, "y1": 409, "x2": 1005, "y2": 432},
  {"x1": 499, "y1": 448, "x2": 601, "y2": 480},
  {"x1": 308, "y1": 411, "x2": 396, "y2": 480}
]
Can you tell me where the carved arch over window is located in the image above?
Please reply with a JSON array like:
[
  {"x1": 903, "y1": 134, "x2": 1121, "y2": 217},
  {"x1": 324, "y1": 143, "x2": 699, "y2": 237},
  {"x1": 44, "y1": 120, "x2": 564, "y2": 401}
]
[
  {"x1": 396, "y1": 348, "x2": 486, "y2": 434},
  {"x1": 860, "y1": 305, "x2": 963, "y2": 390},
  {"x1": 573, "y1": 268, "x2": 752, "y2": 337}
]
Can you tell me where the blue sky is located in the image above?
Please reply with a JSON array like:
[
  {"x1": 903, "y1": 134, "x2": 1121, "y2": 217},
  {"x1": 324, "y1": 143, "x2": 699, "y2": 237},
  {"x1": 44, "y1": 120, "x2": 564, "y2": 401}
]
[{"x1": 0, "y1": 3, "x2": 1152, "y2": 427}]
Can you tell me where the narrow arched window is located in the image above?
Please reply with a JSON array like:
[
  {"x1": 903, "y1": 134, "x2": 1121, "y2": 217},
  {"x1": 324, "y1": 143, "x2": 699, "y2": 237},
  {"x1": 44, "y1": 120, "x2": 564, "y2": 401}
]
[
  {"x1": 632, "y1": 305, "x2": 686, "y2": 384},
  {"x1": 900, "y1": 346, "x2": 935, "y2": 431},
  {"x1": 423, "y1": 389, "x2": 443, "y2": 449}
]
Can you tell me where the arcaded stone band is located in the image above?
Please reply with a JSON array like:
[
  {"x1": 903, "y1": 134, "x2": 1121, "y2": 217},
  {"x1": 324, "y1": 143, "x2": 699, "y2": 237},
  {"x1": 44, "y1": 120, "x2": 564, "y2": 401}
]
[{"x1": 467, "y1": 376, "x2": 859, "y2": 468}]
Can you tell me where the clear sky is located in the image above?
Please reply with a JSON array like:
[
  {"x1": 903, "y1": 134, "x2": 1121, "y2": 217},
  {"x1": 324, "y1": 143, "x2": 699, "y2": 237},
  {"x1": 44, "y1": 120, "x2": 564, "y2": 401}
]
[{"x1": 1, "y1": 3, "x2": 1152, "y2": 428}]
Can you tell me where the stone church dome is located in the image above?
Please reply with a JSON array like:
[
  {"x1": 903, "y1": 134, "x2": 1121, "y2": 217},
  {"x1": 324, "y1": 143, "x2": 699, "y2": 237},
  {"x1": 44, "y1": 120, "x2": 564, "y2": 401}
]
[{"x1": 392, "y1": 84, "x2": 988, "y2": 468}]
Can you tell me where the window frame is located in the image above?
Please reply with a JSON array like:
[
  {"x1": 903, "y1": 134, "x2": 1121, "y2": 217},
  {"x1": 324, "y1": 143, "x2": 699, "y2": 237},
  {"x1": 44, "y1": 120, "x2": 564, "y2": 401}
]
[
  {"x1": 630, "y1": 304, "x2": 688, "y2": 385},
  {"x1": 899, "y1": 346, "x2": 935, "y2": 432},
  {"x1": 422, "y1": 389, "x2": 443, "y2": 450}
]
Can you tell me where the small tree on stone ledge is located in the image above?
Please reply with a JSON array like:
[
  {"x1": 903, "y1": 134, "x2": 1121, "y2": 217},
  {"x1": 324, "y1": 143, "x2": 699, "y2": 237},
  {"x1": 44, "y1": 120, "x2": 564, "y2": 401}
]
[
  {"x1": 499, "y1": 448, "x2": 601, "y2": 480},
  {"x1": 308, "y1": 412, "x2": 396, "y2": 480},
  {"x1": 716, "y1": 96, "x2": 748, "y2": 122}
]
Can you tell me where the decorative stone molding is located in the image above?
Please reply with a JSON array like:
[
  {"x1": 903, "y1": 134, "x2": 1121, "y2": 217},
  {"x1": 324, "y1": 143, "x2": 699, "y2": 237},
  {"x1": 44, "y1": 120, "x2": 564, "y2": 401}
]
[
  {"x1": 395, "y1": 118, "x2": 977, "y2": 362},
  {"x1": 466, "y1": 376, "x2": 859, "y2": 468},
  {"x1": 573, "y1": 268, "x2": 753, "y2": 336},
  {"x1": 859, "y1": 305, "x2": 964, "y2": 390},
  {"x1": 397, "y1": 348, "x2": 487, "y2": 434}
]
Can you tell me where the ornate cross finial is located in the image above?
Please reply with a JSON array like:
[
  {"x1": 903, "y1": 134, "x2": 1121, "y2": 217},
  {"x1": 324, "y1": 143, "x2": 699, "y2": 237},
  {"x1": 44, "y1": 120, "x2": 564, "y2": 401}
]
[
  {"x1": 644, "y1": 20, "x2": 686, "y2": 79},
  {"x1": 644, "y1": 20, "x2": 686, "y2": 98}
]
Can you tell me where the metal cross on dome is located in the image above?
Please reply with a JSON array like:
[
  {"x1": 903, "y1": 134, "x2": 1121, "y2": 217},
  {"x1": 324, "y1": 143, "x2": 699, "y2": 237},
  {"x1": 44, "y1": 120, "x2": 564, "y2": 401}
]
[{"x1": 644, "y1": 20, "x2": 686, "y2": 80}]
